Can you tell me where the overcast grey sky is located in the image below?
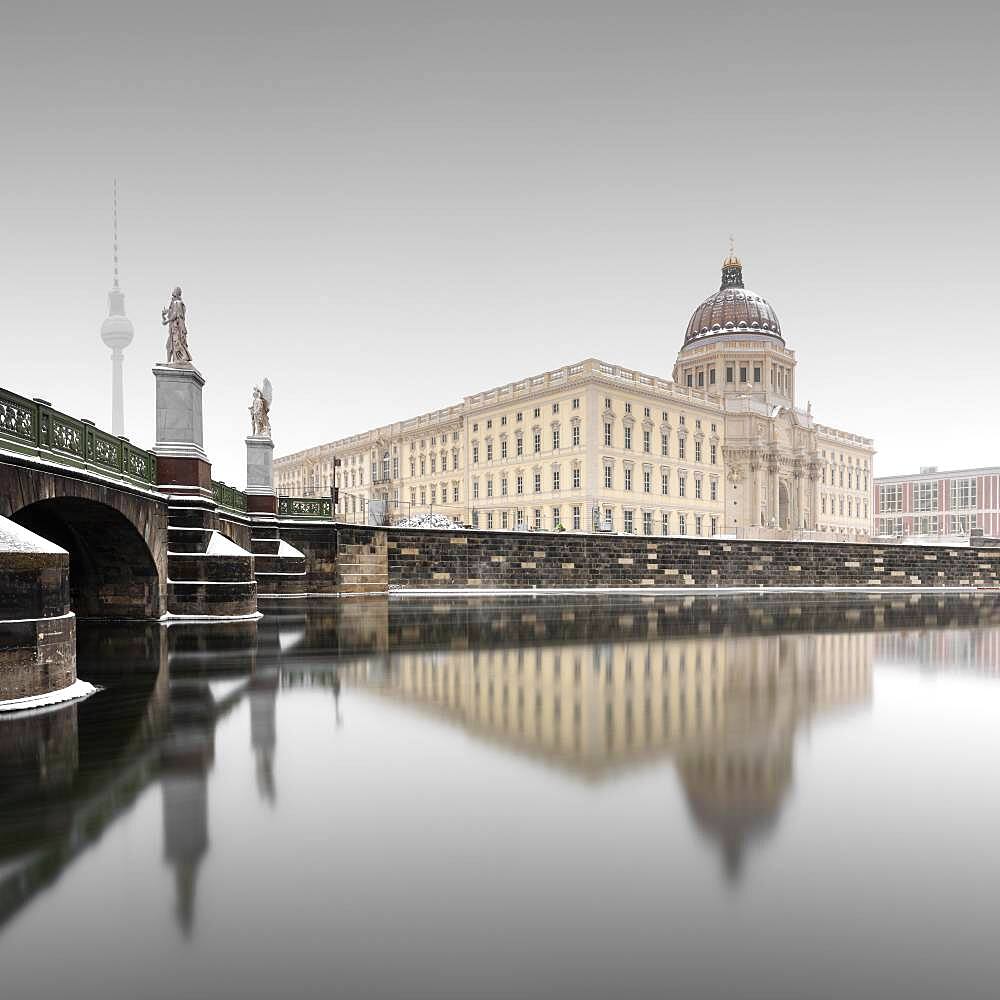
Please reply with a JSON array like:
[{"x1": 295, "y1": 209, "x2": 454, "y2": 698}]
[{"x1": 2, "y1": 1, "x2": 997, "y2": 484}]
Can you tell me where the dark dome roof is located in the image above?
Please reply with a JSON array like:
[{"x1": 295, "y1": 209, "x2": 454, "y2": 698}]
[{"x1": 684, "y1": 256, "x2": 782, "y2": 345}]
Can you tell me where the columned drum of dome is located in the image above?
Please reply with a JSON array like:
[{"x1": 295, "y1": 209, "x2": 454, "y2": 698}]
[{"x1": 684, "y1": 255, "x2": 783, "y2": 345}]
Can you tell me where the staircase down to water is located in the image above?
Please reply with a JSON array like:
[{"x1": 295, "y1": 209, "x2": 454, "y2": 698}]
[{"x1": 335, "y1": 533, "x2": 388, "y2": 595}]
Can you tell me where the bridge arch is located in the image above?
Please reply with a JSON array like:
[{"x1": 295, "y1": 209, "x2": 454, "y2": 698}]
[
  {"x1": 2, "y1": 461, "x2": 168, "y2": 620},
  {"x1": 14, "y1": 497, "x2": 162, "y2": 619}
]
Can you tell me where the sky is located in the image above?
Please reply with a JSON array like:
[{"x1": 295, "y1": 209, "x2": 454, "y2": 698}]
[{"x1": 2, "y1": 0, "x2": 998, "y2": 484}]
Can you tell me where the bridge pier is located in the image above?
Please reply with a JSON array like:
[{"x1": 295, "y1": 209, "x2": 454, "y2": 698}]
[{"x1": 0, "y1": 515, "x2": 94, "y2": 710}]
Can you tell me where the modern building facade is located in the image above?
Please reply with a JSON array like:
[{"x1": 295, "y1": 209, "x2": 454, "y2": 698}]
[
  {"x1": 276, "y1": 253, "x2": 875, "y2": 538},
  {"x1": 874, "y1": 466, "x2": 1000, "y2": 541}
]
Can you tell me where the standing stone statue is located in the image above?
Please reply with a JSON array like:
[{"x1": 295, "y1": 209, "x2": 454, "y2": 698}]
[
  {"x1": 249, "y1": 378, "x2": 273, "y2": 437},
  {"x1": 161, "y1": 286, "x2": 192, "y2": 364}
]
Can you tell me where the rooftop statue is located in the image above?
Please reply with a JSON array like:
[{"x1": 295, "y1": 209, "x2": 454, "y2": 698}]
[
  {"x1": 161, "y1": 286, "x2": 192, "y2": 364},
  {"x1": 250, "y1": 379, "x2": 273, "y2": 437}
]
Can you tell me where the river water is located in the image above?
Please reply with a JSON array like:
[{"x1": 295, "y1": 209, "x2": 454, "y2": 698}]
[{"x1": 2, "y1": 593, "x2": 1000, "y2": 1000}]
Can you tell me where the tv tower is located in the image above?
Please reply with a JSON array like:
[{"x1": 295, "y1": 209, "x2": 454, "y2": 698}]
[{"x1": 100, "y1": 179, "x2": 134, "y2": 436}]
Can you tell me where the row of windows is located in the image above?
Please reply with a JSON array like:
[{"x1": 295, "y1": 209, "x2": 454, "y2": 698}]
[
  {"x1": 877, "y1": 514, "x2": 979, "y2": 536},
  {"x1": 879, "y1": 478, "x2": 977, "y2": 513},
  {"x1": 820, "y1": 495, "x2": 870, "y2": 519},
  {"x1": 469, "y1": 506, "x2": 720, "y2": 536},
  {"x1": 682, "y1": 362, "x2": 792, "y2": 392},
  {"x1": 470, "y1": 398, "x2": 582, "y2": 434},
  {"x1": 823, "y1": 466, "x2": 869, "y2": 491}
]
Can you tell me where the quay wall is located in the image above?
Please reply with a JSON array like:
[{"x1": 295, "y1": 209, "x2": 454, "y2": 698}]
[{"x1": 382, "y1": 527, "x2": 1000, "y2": 590}]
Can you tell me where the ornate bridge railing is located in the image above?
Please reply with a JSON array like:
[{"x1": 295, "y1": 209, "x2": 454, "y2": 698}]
[
  {"x1": 0, "y1": 386, "x2": 157, "y2": 487},
  {"x1": 212, "y1": 481, "x2": 248, "y2": 513},
  {"x1": 278, "y1": 496, "x2": 333, "y2": 518}
]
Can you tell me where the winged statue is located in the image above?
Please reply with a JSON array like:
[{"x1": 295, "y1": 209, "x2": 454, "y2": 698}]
[{"x1": 249, "y1": 378, "x2": 273, "y2": 437}]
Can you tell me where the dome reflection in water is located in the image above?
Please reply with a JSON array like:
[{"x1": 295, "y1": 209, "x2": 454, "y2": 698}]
[{"x1": 2, "y1": 593, "x2": 1000, "y2": 1000}]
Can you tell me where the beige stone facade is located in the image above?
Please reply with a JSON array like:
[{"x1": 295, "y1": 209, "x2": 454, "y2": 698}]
[{"x1": 275, "y1": 255, "x2": 874, "y2": 539}]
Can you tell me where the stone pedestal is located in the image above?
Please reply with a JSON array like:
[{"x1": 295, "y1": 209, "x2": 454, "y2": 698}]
[
  {"x1": 153, "y1": 363, "x2": 211, "y2": 494},
  {"x1": 245, "y1": 435, "x2": 276, "y2": 515}
]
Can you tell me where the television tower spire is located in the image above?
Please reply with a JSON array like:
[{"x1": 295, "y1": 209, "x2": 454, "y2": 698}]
[{"x1": 100, "y1": 178, "x2": 135, "y2": 436}]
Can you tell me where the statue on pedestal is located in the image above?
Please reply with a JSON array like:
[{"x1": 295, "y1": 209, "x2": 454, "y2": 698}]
[
  {"x1": 249, "y1": 379, "x2": 273, "y2": 437},
  {"x1": 161, "y1": 287, "x2": 192, "y2": 364}
]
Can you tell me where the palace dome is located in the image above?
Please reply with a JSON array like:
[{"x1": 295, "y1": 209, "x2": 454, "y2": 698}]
[{"x1": 683, "y1": 255, "x2": 782, "y2": 345}]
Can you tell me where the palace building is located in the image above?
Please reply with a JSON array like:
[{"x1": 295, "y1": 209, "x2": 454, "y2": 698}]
[{"x1": 275, "y1": 252, "x2": 875, "y2": 538}]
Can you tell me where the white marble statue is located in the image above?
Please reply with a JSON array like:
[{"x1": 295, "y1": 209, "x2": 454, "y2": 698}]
[
  {"x1": 250, "y1": 378, "x2": 273, "y2": 437},
  {"x1": 161, "y1": 286, "x2": 192, "y2": 364}
]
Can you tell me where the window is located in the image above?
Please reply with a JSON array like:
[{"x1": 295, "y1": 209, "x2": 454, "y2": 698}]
[
  {"x1": 501, "y1": 476, "x2": 508, "y2": 497},
  {"x1": 694, "y1": 478, "x2": 702, "y2": 500},
  {"x1": 604, "y1": 465, "x2": 613, "y2": 489},
  {"x1": 624, "y1": 426, "x2": 632, "y2": 450},
  {"x1": 501, "y1": 510, "x2": 509, "y2": 529},
  {"x1": 453, "y1": 484, "x2": 460, "y2": 503},
  {"x1": 516, "y1": 411, "x2": 523, "y2": 422},
  {"x1": 604, "y1": 397, "x2": 612, "y2": 410},
  {"x1": 678, "y1": 513, "x2": 687, "y2": 535},
  {"x1": 643, "y1": 429, "x2": 651, "y2": 453},
  {"x1": 410, "y1": 488, "x2": 416, "y2": 504},
  {"x1": 552, "y1": 427, "x2": 560, "y2": 450},
  {"x1": 951, "y1": 478, "x2": 976, "y2": 509},
  {"x1": 709, "y1": 369, "x2": 716, "y2": 385},
  {"x1": 486, "y1": 478, "x2": 493, "y2": 498},
  {"x1": 661, "y1": 512, "x2": 670, "y2": 535},
  {"x1": 625, "y1": 402, "x2": 632, "y2": 414},
  {"x1": 739, "y1": 366, "x2": 748, "y2": 383},
  {"x1": 604, "y1": 422, "x2": 613, "y2": 447},
  {"x1": 501, "y1": 415, "x2": 507, "y2": 426},
  {"x1": 624, "y1": 467, "x2": 633, "y2": 491},
  {"x1": 533, "y1": 407, "x2": 541, "y2": 418},
  {"x1": 516, "y1": 436, "x2": 523, "y2": 457},
  {"x1": 472, "y1": 424, "x2": 478, "y2": 433},
  {"x1": 624, "y1": 509, "x2": 634, "y2": 534},
  {"x1": 552, "y1": 506, "x2": 561, "y2": 527},
  {"x1": 753, "y1": 366, "x2": 761, "y2": 383},
  {"x1": 658, "y1": 432, "x2": 667, "y2": 458},
  {"x1": 698, "y1": 371, "x2": 705, "y2": 387},
  {"x1": 695, "y1": 440, "x2": 702, "y2": 463},
  {"x1": 501, "y1": 440, "x2": 508, "y2": 459},
  {"x1": 472, "y1": 480, "x2": 479, "y2": 499},
  {"x1": 533, "y1": 432, "x2": 541, "y2": 454},
  {"x1": 534, "y1": 473, "x2": 542, "y2": 493},
  {"x1": 879, "y1": 484, "x2": 903, "y2": 513},
  {"x1": 914, "y1": 481, "x2": 936, "y2": 511},
  {"x1": 726, "y1": 366, "x2": 734, "y2": 383},
  {"x1": 643, "y1": 470, "x2": 651, "y2": 493},
  {"x1": 486, "y1": 512, "x2": 493, "y2": 530},
  {"x1": 661, "y1": 472, "x2": 669, "y2": 495},
  {"x1": 572, "y1": 505, "x2": 581, "y2": 530},
  {"x1": 572, "y1": 398, "x2": 580, "y2": 409},
  {"x1": 553, "y1": 470, "x2": 561, "y2": 491},
  {"x1": 572, "y1": 467, "x2": 581, "y2": 489},
  {"x1": 552, "y1": 402, "x2": 559, "y2": 414},
  {"x1": 471, "y1": 447, "x2": 478, "y2": 465},
  {"x1": 643, "y1": 511, "x2": 653, "y2": 535},
  {"x1": 686, "y1": 373, "x2": 693, "y2": 387},
  {"x1": 710, "y1": 479, "x2": 718, "y2": 501},
  {"x1": 710, "y1": 444, "x2": 717, "y2": 464},
  {"x1": 572, "y1": 425, "x2": 580, "y2": 447},
  {"x1": 679, "y1": 475, "x2": 686, "y2": 498},
  {"x1": 678, "y1": 438, "x2": 686, "y2": 460},
  {"x1": 534, "y1": 508, "x2": 542, "y2": 529},
  {"x1": 710, "y1": 516, "x2": 718, "y2": 536},
  {"x1": 516, "y1": 474, "x2": 524, "y2": 495},
  {"x1": 695, "y1": 515, "x2": 703, "y2": 535}
]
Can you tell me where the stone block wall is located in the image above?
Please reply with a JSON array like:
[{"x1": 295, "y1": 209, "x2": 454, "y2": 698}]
[{"x1": 385, "y1": 527, "x2": 1000, "y2": 590}]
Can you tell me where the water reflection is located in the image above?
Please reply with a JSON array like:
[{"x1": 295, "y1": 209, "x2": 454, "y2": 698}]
[{"x1": 2, "y1": 592, "x2": 1000, "y2": 946}]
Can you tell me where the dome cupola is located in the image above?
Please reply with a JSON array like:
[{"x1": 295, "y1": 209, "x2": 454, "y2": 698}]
[{"x1": 684, "y1": 251, "x2": 782, "y2": 345}]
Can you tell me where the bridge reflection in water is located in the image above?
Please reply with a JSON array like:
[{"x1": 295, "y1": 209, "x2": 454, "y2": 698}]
[{"x1": 2, "y1": 592, "x2": 1000, "y2": 940}]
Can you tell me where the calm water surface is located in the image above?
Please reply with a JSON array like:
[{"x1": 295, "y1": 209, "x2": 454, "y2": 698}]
[{"x1": 3, "y1": 593, "x2": 1000, "y2": 1000}]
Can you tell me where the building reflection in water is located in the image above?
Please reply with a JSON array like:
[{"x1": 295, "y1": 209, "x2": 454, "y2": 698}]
[
  {"x1": 336, "y1": 616, "x2": 873, "y2": 879},
  {"x1": 3, "y1": 592, "x2": 1000, "y2": 938}
]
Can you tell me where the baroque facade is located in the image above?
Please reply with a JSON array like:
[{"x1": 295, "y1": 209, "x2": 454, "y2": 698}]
[{"x1": 275, "y1": 253, "x2": 874, "y2": 538}]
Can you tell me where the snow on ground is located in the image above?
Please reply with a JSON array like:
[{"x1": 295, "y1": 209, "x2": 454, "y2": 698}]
[{"x1": 393, "y1": 512, "x2": 467, "y2": 530}]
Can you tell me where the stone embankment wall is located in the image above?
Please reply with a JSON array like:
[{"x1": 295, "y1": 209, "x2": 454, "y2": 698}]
[{"x1": 384, "y1": 527, "x2": 1000, "y2": 590}]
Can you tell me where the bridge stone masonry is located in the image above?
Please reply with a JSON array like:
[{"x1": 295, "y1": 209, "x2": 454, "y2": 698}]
[{"x1": 3, "y1": 345, "x2": 1000, "y2": 710}]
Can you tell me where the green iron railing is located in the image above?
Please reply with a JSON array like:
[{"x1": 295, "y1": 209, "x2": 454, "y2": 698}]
[
  {"x1": 0, "y1": 386, "x2": 157, "y2": 486},
  {"x1": 278, "y1": 495, "x2": 333, "y2": 518},
  {"x1": 212, "y1": 480, "x2": 249, "y2": 513}
]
